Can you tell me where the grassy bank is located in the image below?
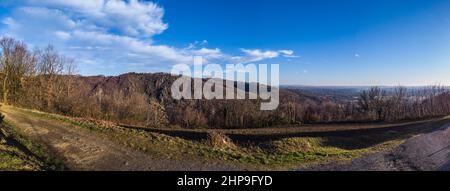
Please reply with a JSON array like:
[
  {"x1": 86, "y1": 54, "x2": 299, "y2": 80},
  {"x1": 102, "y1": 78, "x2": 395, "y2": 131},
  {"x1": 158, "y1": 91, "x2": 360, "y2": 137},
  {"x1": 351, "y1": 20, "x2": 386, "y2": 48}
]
[{"x1": 0, "y1": 121, "x2": 45, "y2": 171}]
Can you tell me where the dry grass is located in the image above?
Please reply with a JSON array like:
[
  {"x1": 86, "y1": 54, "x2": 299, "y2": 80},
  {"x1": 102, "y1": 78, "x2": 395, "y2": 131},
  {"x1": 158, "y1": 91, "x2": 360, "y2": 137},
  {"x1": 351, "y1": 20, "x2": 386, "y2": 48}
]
[{"x1": 205, "y1": 132, "x2": 237, "y2": 149}]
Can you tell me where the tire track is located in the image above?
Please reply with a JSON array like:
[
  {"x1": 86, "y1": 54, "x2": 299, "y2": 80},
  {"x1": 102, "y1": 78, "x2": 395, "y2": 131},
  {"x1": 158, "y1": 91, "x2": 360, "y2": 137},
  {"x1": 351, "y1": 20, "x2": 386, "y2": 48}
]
[{"x1": 2, "y1": 106, "x2": 240, "y2": 171}]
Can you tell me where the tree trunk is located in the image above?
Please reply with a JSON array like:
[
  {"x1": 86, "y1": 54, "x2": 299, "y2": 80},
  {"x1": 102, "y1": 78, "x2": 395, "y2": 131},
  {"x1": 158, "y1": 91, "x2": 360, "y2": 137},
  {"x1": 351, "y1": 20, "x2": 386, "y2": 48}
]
[{"x1": 2, "y1": 73, "x2": 8, "y2": 104}]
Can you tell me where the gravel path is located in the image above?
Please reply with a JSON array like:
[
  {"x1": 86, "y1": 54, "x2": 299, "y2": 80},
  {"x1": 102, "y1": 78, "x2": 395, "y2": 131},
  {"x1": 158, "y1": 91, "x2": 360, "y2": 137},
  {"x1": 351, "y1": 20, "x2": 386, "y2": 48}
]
[{"x1": 308, "y1": 121, "x2": 450, "y2": 171}]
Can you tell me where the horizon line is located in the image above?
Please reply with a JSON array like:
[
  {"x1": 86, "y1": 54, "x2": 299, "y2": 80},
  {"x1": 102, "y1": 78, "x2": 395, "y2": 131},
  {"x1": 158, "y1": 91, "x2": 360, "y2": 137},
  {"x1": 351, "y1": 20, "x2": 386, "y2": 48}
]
[{"x1": 71, "y1": 72, "x2": 450, "y2": 88}]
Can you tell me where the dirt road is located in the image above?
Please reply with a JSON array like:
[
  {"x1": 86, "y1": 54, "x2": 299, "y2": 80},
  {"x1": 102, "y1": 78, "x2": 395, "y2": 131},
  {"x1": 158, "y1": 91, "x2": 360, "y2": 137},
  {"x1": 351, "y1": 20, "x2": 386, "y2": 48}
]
[
  {"x1": 308, "y1": 121, "x2": 450, "y2": 171},
  {"x1": 4, "y1": 105, "x2": 450, "y2": 171},
  {"x1": 1, "y1": 106, "x2": 239, "y2": 171}
]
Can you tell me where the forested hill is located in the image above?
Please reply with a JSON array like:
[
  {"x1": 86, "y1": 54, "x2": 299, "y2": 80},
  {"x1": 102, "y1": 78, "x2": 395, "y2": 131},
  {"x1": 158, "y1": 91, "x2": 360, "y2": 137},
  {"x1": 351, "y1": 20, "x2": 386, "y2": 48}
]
[
  {"x1": 61, "y1": 72, "x2": 329, "y2": 128},
  {"x1": 22, "y1": 72, "x2": 448, "y2": 129}
]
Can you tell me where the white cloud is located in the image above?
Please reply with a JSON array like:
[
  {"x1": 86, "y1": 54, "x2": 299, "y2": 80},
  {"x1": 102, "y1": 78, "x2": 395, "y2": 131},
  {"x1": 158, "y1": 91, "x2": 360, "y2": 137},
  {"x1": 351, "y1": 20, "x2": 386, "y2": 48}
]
[
  {"x1": 54, "y1": 31, "x2": 71, "y2": 40},
  {"x1": 238, "y1": 48, "x2": 297, "y2": 63},
  {"x1": 1, "y1": 1, "x2": 198, "y2": 74},
  {"x1": 279, "y1": 50, "x2": 293, "y2": 55},
  {"x1": 23, "y1": 0, "x2": 167, "y2": 37},
  {"x1": 0, "y1": 0, "x2": 297, "y2": 75},
  {"x1": 187, "y1": 40, "x2": 209, "y2": 49},
  {"x1": 240, "y1": 49, "x2": 279, "y2": 63},
  {"x1": 191, "y1": 48, "x2": 223, "y2": 59},
  {"x1": 27, "y1": 0, "x2": 105, "y2": 11},
  {"x1": 2, "y1": 17, "x2": 16, "y2": 26},
  {"x1": 279, "y1": 49, "x2": 299, "y2": 58}
]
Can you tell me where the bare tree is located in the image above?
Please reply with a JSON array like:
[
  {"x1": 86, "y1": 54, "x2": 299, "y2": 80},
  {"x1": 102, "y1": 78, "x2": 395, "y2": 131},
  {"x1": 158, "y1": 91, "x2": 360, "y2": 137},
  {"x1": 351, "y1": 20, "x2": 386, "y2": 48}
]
[
  {"x1": 0, "y1": 37, "x2": 15, "y2": 104},
  {"x1": 357, "y1": 87, "x2": 387, "y2": 121},
  {"x1": 0, "y1": 37, "x2": 37, "y2": 104}
]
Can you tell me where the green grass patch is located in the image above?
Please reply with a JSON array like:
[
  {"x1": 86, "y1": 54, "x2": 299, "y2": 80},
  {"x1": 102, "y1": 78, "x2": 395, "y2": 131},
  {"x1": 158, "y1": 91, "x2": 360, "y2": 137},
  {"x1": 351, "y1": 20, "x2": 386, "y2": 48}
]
[
  {"x1": 1, "y1": 120, "x2": 66, "y2": 171},
  {"x1": 0, "y1": 122, "x2": 43, "y2": 171},
  {"x1": 0, "y1": 143, "x2": 39, "y2": 171}
]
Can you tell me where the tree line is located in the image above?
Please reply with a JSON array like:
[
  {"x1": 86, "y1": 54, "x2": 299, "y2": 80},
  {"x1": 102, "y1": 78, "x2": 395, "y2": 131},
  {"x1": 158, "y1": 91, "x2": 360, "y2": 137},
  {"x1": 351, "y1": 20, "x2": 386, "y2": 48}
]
[
  {"x1": 1, "y1": 36, "x2": 450, "y2": 129},
  {"x1": 0, "y1": 37, "x2": 76, "y2": 113},
  {"x1": 279, "y1": 86, "x2": 450, "y2": 124}
]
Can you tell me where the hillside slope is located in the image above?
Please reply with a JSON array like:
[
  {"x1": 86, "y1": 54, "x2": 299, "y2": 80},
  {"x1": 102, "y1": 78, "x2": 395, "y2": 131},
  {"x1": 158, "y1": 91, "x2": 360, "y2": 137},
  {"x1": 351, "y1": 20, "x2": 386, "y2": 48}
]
[{"x1": 51, "y1": 73, "x2": 328, "y2": 129}]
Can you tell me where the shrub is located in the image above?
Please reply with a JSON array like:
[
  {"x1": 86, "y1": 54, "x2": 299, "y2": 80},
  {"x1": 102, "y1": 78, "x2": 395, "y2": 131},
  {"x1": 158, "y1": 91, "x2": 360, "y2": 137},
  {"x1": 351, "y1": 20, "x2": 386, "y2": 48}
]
[{"x1": 205, "y1": 131, "x2": 236, "y2": 149}]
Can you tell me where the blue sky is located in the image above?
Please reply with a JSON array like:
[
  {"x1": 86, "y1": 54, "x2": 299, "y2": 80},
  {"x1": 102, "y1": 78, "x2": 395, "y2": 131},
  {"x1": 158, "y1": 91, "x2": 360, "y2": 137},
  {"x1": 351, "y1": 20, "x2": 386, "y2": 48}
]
[{"x1": 1, "y1": 0, "x2": 450, "y2": 85}]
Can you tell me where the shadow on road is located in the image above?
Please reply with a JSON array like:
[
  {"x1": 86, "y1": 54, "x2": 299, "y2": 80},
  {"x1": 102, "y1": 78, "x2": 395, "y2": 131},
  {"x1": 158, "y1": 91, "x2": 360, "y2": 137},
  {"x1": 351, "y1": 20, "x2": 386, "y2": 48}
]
[{"x1": 122, "y1": 118, "x2": 450, "y2": 150}]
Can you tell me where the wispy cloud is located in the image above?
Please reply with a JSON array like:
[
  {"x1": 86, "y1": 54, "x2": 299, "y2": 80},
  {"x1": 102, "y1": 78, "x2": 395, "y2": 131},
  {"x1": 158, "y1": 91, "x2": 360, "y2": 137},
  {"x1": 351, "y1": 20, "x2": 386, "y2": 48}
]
[
  {"x1": 239, "y1": 49, "x2": 279, "y2": 63},
  {"x1": 238, "y1": 49, "x2": 297, "y2": 63}
]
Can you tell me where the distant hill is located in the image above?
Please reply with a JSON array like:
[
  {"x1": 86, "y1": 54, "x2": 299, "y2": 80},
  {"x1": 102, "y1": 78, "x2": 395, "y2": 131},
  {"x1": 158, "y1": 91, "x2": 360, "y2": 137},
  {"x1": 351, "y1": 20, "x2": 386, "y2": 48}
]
[{"x1": 283, "y1": 86, "x2": 365, "y2": 103}]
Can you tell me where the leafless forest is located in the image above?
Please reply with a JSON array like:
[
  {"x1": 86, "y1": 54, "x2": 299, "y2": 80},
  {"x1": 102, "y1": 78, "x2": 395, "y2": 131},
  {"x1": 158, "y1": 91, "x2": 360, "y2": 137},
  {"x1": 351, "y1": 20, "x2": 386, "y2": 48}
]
[{"x1": 1, "y1": 37, "x2": 450, "y2": 129}]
